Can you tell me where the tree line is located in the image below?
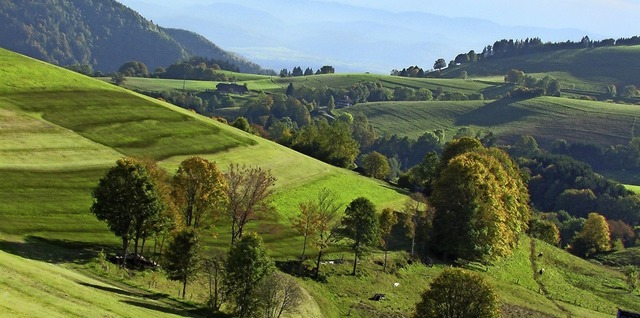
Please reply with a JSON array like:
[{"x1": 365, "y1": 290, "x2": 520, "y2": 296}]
[{"x1": 279, "y1": 65, "x2": 335, "y2": 77}]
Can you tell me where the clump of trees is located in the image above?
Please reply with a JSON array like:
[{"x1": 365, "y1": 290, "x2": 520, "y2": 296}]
[
  {"x1": 504, "y1": 69, "x2": 561, "y2": 97},
  {"x1": 91, "y1": 157, "x2": 303, "y2": 316}
]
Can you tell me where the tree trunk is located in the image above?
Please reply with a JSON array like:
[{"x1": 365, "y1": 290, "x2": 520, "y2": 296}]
[
  {"x1": 182, "y1": 277, "x2": 187, "y2": 299},
  {"x1": 133, "y1": 236, "x2": 139, "y2": 256},
  {"x1": 141, "y1": 237, "x2": 147, "y2": 257},
  {"x1": 231, "y1": 220, "x2": 237, "y2": 245},
  {"x1": 315, "y1": 248, "x2": 323, "y2": 279},
  {"x1": 299, "y1": 235, "x2": 308, "y2": 273},
  {"x1": 352, "y1": 253, "x2": 358, "y2": 276},
  {"x1": 121, "y1": 237, "x2": 129, "y2": 268},
  {"x1": 411, "y1": 234, "x2": 415, "y2": 256},
  {"x1": 383, "y1": 244, "x2": 388, "y2": 272}
]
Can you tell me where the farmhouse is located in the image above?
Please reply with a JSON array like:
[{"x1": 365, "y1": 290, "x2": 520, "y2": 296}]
[
  {"x1": 216, "y1": 83, "x2": 248, "y2": 94},
  {"x1": 336, "y1": 95, "x2": 353, "y2": 108}
]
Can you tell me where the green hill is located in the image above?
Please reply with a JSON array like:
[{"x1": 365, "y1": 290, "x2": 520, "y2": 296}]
[
  {"x1": 345, "y1": 96, "x2": 640, "y2": 147},
  {"x1": 2, "y1": 48, "x2": 640, "y2": 317},
  {"x1": 0, "y1": 0, "x2": 266, "y2": 73},
  {"x1": 443, "y1": 45, "x2": 640, "y2": 92},
  {"x1": 0, "y1": 47, "x2": 406, "y2": 243}
]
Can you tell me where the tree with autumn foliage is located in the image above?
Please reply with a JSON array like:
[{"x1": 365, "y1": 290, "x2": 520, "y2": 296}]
[
  {"x1": 431, "y1": 139, "x2": 530, "y2": 262},
  {"x1": 171, "y1": 157, "x2": 228, "y2": 229},
  {"x1": 292, "y1": 198, "x2": 320, "y2": 267},
  {"x1": 225, "y1": 164, "x2": 276, "y2": 245},
  {"x1": 308, "y1": 190, "x2": 342, "y2": 279},
  {"x1": 572, "y1": 212, "x2": 611, "y2": 257}
]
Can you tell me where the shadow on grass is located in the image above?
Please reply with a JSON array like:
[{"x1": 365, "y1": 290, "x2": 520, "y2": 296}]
[
  {"x1": 455, "y1": 98, "x2": 536, "y2": 127},
  {"x1": 78, "y1": 281, "x2": 171, "y2": 300},
  {"x1": 78, "y1": 281, "x2": 227, "y2": 318},
  {"x1": 0, "y1": 235, "x2": 111, "y2": 265},
  {"x1": 121, "y1": 300, "x2": 228, "y2": 318}
]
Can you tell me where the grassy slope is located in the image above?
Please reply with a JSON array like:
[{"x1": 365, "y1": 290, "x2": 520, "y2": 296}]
[
  {"x1": 346, "y1": 96, "x2": 640, "y2": 147},
  {"x1": 0, "y1": 234, "x2": 207, "y2": 318},
  {"x1": 444, "y1": 45, "x2": 640, "y2": 88},
  {"x1": 2, "y1": 48, "x2": 639, "y2": 317},
  {"x1": 0, "y1": 48, "x2": 406, "y2": 244}
]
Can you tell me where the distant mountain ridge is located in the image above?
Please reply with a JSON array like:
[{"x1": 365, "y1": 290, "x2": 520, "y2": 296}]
[{"x1": 0, "y1": 0, "x2": 268, "y2": 73}]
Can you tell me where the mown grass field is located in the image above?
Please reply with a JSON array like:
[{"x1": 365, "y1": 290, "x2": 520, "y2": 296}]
[
  {"x1": 2, "y1": 48, "x2": 640, "y2": 317},
  {"x1": 346, "y1": 96, "x2": 640, "y2": 147}
]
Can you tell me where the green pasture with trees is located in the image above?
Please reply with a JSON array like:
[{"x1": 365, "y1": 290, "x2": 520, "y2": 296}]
[{"x1": 2, "y1": 46, "x2": 640, "y2": 318}]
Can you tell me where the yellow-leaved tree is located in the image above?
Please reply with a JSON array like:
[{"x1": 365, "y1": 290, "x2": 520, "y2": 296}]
[
  {"x1": 430, "y1": 138, "x2": 530, "y2": 262},
  {"x1": 572, "y1": 212, "x2": 611, "y2": 257}
]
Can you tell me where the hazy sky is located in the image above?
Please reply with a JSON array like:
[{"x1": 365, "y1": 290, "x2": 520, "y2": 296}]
[
  {"x1": 119, "y1": 0, "x2": 640, "y2": 38},
  {"x1": 116, "y1": 0, "x2": 640, "y2": 72}
]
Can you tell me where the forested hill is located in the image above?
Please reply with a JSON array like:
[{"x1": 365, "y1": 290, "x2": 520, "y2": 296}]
[{"x1": 0, "y1": 0, "x2": 266, "y2": 73}]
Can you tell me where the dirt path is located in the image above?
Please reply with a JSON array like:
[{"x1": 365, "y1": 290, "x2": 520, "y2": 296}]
[{"x1": 529, "y1": 239, "x2": 572, "y2": 318}]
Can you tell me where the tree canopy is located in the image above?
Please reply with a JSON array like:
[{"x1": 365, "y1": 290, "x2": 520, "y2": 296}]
[
  {"x1": 172, "y1": 157, "x2": 227, "y2": 229},
  {"x1": 91, "y1": 157, "x2": 164, "y2": 266},
  {"x1": 163, "y1": 228, "x2": 202, "y2": 298},
  {"x1": 413, "y1": 268, "x2": 499, "y2": 318},
  {"x1": 225, "y1": 232, "x2": 274, "y2": 318},
  {"x1": 338, "y1": 197, "x2": 378, "y2": 275},
  {"x1": 431, "y1": 142, "x2": 530, "y2": 262}
]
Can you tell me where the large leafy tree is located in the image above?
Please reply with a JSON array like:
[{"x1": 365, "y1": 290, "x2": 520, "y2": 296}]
[
  {"x1": 338, "y1": 197, "x2": 378, "y2": 275},
  {"x1": 362, "y1": 151, "x2": 390, "y2": 180},
  {"x1": 172, "y1": 157, "x2": 228, "y2": 229},
  {"x1": 431, "y1": 146, "x2": 530, "y2": 262},
  {"x1": 572, "y1": 212, "x2": 611, "y2": 257},
  {"x1": 91, "y1": 158, "x2": 164, "y2": 266},
  {"x1": 225, "y1": 164, "x2": 276, "y2": 245},
  {"x1": 163, "y1": 228, "x2": 202, "y2": 298},
  {"x1": 413, "y1": 268, "x2": 499, "y2": 318},
  {"x1": 225, "y1": 233, "x2": 274, "y2": 318}
]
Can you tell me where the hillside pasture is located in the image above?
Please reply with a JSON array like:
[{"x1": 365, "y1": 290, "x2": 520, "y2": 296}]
[
  {"x1": 0, "y1": 49, "x2": 408, "y2": 253},
  {"x1": 444, "y1": 45, "x2": 640, "y2": 90},
  {"x1": 0, "y1": 235, "x2": 207, "y2": 318},
  {"x1": 348, "y1": 96, "x2": 640, "y2": 147}
]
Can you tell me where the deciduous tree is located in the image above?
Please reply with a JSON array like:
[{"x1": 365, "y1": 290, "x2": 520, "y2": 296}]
[
  {"x1": 379, "y1": 208, "x2": 398, "y2": 271},
  {"x1": 431, "y1": 147, "x2": 530, "y2": 262},
  {"x1": 172, "y1": 157, "x2": 227, "y2": 229},
  {"x1": 225, "y1": 233, "x2": 274, "y2": 318},
  {"x1": 530, "y1": 218, "x2": 560, "y2": 246},
  {"x1": 433, "y1": 58, "x2": 446, "y2": 71},
  {"x1": 309, "y1": 189, "x2": 342, "y2": 279},
  {"x1": 91, "y1": 158, "x2": 164, "y2": 266},
  {"x1": 257, "y1": 272, "x2": 303, "y2": 318},
  {"x1": 163, "y1": 228, "x2": 202, "y2": 298},
  {"x1": 338, "y1": 197, "x2": 378, "y2": 275},
  {"x1": 225, "y1": 164, "x2": 276, "y2": 245},
  {"x1": 413, "y1": 268, "x2": 499, "y2": 318},
  {"x1": 362, "y1": 151, "x2": 390, "y2": 180},
  {"x1": 572, "y1": 212, "x2": 611, "y2": 257}
]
